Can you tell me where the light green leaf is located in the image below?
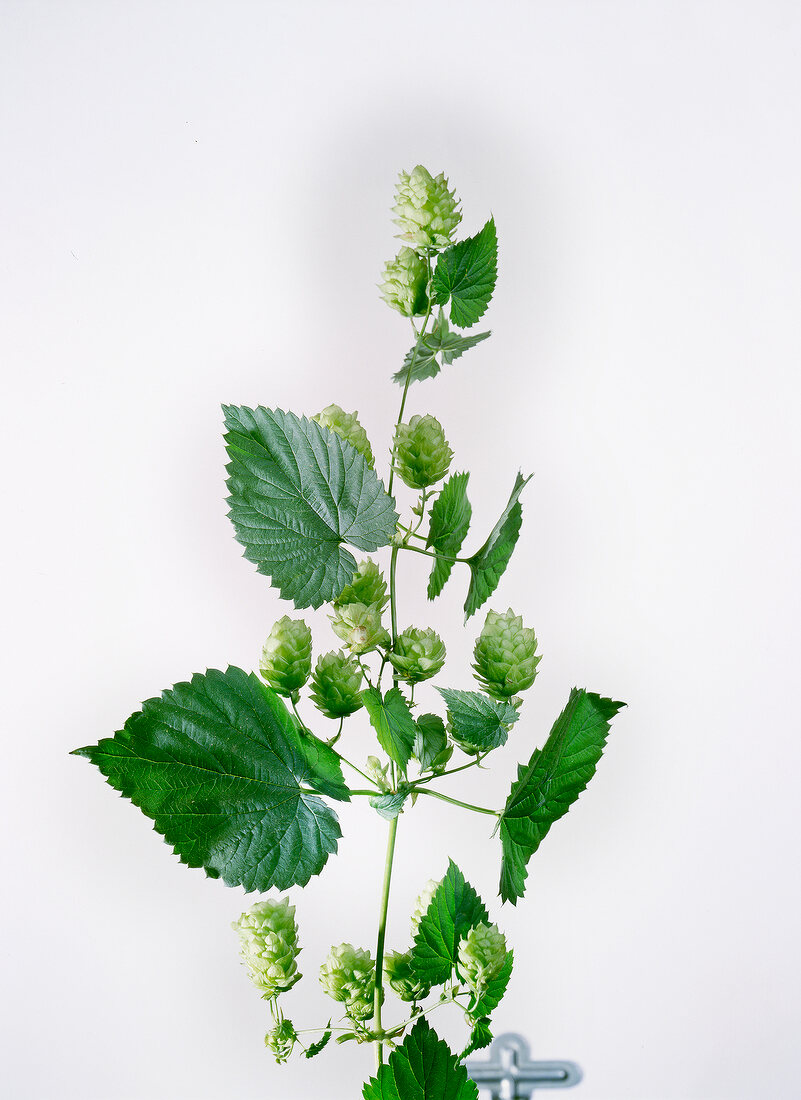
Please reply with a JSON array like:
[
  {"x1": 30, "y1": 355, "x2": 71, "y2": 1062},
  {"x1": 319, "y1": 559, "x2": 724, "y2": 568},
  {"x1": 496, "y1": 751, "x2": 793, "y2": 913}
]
[
  {"x1": 464, "y1": 472, "x2": 532, "y2": 620},
  {"x1": 410, "y1": 860, "x2": 488, "y2": 987},
  {"x1": 363, "y1": 1018, "x2": 478, "y2": 1100},
  {"x1": 413, "y1": 713, "x2": 449, "y2": 772},
  {"x1": 224, "y1": 406, "x2": 398, "y2": 609},
  {"x1": 370, "y1": 789, "x2": 409, "y2": 820},
  {"x1": 432, "y1": 218, "x2": 498, "y2": 328},
  {"x1": 499, "y1": 689, "x2": 625, "y2": 904},
  {"x1": 437, "y1": 688, "x2": 519, "y2": 753},
  {"x1": 362, "y1": 686, "x2": 417, "y2": 771},
  {"x1": 72, "y1": 668, "x2": 346, "y2": 892},
  {"x1": 393, "y1": 310, "x2": 491, "y2": 386},
  {"x1": 470, "y1": 951, "x2": 513, "y2": 1018},
  {"x1": 427, "y1": 472, "x2": 472, "y2": 600}
]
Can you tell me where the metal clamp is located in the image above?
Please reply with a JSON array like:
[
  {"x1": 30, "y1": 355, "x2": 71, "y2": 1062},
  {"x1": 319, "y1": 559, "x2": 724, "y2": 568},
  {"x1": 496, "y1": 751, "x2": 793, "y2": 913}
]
[{"x1": 466, "y1": 1033, "x2": 583, "y2": 1098}]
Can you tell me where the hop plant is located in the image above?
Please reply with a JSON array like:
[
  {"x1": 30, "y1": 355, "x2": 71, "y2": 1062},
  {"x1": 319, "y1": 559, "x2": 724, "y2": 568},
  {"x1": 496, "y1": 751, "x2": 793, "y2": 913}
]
[
  {"x1": 388, "y1": 627, "x2": 447, "y2": 684},
  {"x1": 309, "y1": 650, "x2": 364, "y2": 719},
  {"x1": 473, "y1": 608, "x2": 541, "y2": 700},
  {"x1": 333, "y1": 558, "x2": 389, "y2": 612},
  {"x1": 259, "y1": 616, "x2": 312, "y2": 701},
  {"x1": 365, "y1": 755, "x2": 392, "y2": 792},
  {"x1": 329, "y1": 602, "x2": 389, "y2": 654},
  {"x1": 410, "y1": 878, "x2": 440, "y2": 935},
  {"x1": 457, "y1": 923, "x2": 507, "y2": 995},
  {"x1": 313, "y1": 404, "x2": 375, "y2": 468},
  {"x1": 392, "y1": 165, "x2": 461, "y2": 252},
  {"x1": 264, "y1": 1018, "x2": 297, "y2": 1063},
  {"x1": 378, "y1": 247, "x2": 429, "y2": 317},
  {"x1": 232, "y1": 898, "x2": 302, "y2": 1000},
  {"x1": 393, "y1": 414, "x2": 453, "y2": 490},
  {"x1": 319, "y1": 944, "x2": 375, "y2": 1022},
  {"x1": 385, "y1": 950, "x2": 431, "y2": 1002}
]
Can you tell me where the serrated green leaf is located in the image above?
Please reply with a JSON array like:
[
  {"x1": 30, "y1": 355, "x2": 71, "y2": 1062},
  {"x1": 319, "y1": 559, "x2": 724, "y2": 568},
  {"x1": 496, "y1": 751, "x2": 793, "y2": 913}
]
[
  {"x1": 362, "y1": 686, "x2": 417, "y2": 771},
  {"x1": 427, "y1": 473, "x2": 472, "y2": 600},
  {"x1": 413, "y1": 713, "x2": 448, "y2": 772},
  {"x1": 470, "y1": 951, "x2": 513, "y2": 1018},
  {"x1": 370, "y1": 789, "x2": 409, "y2": 820},
  {"x1": 464, "y1": 472, "x2": 532, "y2": 620},
  {"x1": 499, "y1": 689, "x2": 625, "y2": 904},
  {"x1": 363, "y1": 1018, "x2": 478, "y2": 1100},
  {"x1": 410, "y1": 860, "x2": 488, "y2": 987},
  {"x1": 432, "y1": 219, "x2": 498, "y2": 328},
  {"x1": 437, "y1": 688, "x2": 519, "y2": 753},
  {"x1": 73, "y1": 668, "x2": 345, "y2": 892},
  {"x1": 224, "y1": 406, "x2": 398, "y2": 609},
  {"x1": 305, "y1": 1028, "x2": 332, "y2": 1058},
  {"x1": 297, "y1": 728, "x2": 351, "y2": 802},
  {"x1": 460, "y1": 1017, "x2": 493, "y2": 1060},
  {"x1": 393, "y1": 311, "x2": 491, "y2": 386}
]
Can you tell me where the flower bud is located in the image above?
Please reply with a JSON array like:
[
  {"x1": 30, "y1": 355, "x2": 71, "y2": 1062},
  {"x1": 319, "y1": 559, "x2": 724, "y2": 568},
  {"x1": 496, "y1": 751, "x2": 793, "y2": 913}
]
[
  {"x1": 472, "y1": 608, "x2": 541, "y2": 700},
  {"x1": 393, "y1": 414, "x2": 453, "y2": 490},
  {"x1": 328, "y1": 602, "x2": 389, "y2": 654},
  {"x1": 319, "y1": 943, "x2": 375, "y2": 1022},
  {"x1": 259, "y1": 616, "x2": 312, "y2": 700},
  {"x1": 388, "y1": 627, "x2": 446, "y2": 684},
  {"x1": 392, "y1": 165, "x2": 461, "y2": 253},
  {"x1": 365, "y1": 755, "x2": 392, "y2": 792},
  {"x1": 232, "y1": 897, "x2": 302, "y2": 999},
  {"x1": 313, "y1": 405, "x2": 375, "y2": 468},
  {"x1": 410, "y1": 878, "x2": 440, "y2": 936},
  {"x1": 264, "y1": 1018, "x2": 296, "y2": 1063},
  {"x1": 309, "y1": 650, "x2": 364, "y2": 719},
  {"x1": 385, "y1": 950, "x2": 431, "y2": 1002},
  {"x1": 378, "y1": 247, "x2": 429, "y2": 317},
  {"x1": 333, "y1": 558, "x2": 389, "y2": 612},
  {"x1": 457, "y1": 923, "x2": 507, "y2": 995}
]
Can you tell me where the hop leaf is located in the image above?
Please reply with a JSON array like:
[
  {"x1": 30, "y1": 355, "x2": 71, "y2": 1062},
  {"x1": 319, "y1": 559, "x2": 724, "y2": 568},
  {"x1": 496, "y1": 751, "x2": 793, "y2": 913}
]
[
  {"x1": 457, "y1": 923, "x2": 507, "y2": 996},
  {"x1": 319, "y1": 943, "x2": 375, "y2": 1022},
  {"x1": 385, "y1": 950, "x2": 431, "y2": 1002},
  {"x1": 232, "y1": 897, "x2": 302, "y2": 999},
  {"x1": 363, "y1": 1019, "x2": 478, "y2": 1100},
  {"x1": 473, "y1": 608, "x2": 540, "y2": 700},
  {"x1": 393, "y1": 414, "x2": 453, "y2": 490},
  {"x1": 388, "y1": 627, "x2": 447, "y2": 684},
  {"x1": 310, "y1": 650, "x2": 364, "y2": 719},
  {"x1": 392, "y1": 165, "x2": 462, "y2": 253},
  {"x1": 379, "y1": 247, "x2": 429, "y2": 317},
  {"x1": 265, "y1": 1018, "x2": 297, "y2": 1063},
  {"x1": 312, "y1": 404, "x2": 375, "y2": 468},
  {"x1": 329, "y1": 602, "x2": 390, "y2": 654},
  {"x1": 333, "y1": 558, "x2": 389, "y2": 612},
  {"x1": 259, "y1": 616, "x2": 312, "y2": 700}
]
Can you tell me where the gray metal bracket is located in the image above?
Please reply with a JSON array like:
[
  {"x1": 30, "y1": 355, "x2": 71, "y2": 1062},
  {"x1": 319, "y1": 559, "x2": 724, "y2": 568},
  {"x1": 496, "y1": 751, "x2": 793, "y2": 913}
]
[{"x1": 466, "y1": 1033, "x2": 583, "y2": 1098}]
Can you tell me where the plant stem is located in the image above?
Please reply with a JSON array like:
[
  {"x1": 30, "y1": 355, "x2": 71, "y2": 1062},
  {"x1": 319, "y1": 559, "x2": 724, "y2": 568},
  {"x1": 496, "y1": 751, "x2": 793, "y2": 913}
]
[
  {"x1": 412, "y1": 755, "x2": 486, "y2": 785},
  {"x1": 414, "y1": 787, "x2": 500, "y2": 817},
  {"x1": 373, "y1": 814, "x2": 399, "y2": 1068},
  {"x1": 399, "y1": 543, "x2": 469, "y2": 565}
]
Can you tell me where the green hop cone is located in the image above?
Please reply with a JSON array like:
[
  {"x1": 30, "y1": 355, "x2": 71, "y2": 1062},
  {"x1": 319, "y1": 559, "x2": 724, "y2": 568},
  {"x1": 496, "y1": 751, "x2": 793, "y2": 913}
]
[
  {"x1": 472, "y1": 608, "x2": 541, "y2": 700},
  {"x1": 392, "y1": 165, "x2": 461, "y2": 253},
  {"x1": 388, "y1": 627, "x2": 446, "y2": 684},
  {"x1": 385, "y1": 950, "x2": 431, "y2": 1003},
  {"x1": 379, "y1": 247, "x2": 429, "y2": 318},
  {"x1": 410, "y1": 878, "x2": 440, "y2": 936},
  {"x1": 457, "y1": 923, "x2": 507, "y2": 996},
  {"x1": 312, "y1": 404, "x2": 375, "y2": 468},
  {"x1": 232, "y1": 897, "x2": 302, "y2": 1000},
  {"x1": 393, "y1": 414, "x2": 453, "y2": 490},
  {"x1": 309, "y1": 650, "x2": 364, "y2": 719},
  {"x1": 365, "y1": 755, "x2": 392, "y2": 792},
  {"x1": 264, "y1": 1018, "x2": 297, "y2": 1063},
  {"x1": 328, "y1": 602, "x2": 389, "y2": 654},
  {"x1": 259, "y1": 616, "x2": 312, "y2": 701},
  {"x1": 333, "y1": 558, "x2": 389, "y2": 612},
  {"x1": 319, "y1": 944, "x2": 375, "y2": 1022}
]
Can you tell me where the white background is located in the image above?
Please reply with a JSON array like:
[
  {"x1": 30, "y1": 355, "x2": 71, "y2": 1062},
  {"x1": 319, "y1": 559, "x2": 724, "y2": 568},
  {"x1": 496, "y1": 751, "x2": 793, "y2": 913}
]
[{"x1": 2, "y1": 2, "x2": 800, "y2": 1097}]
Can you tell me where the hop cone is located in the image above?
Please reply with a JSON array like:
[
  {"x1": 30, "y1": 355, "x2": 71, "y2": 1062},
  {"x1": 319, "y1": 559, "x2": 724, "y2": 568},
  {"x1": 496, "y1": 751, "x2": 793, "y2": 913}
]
[
  {"x1": 313, "y1": 404, "x2": 375, "y2": 468},
  {"x1": 392, "y1": 165, "x2": 461, "y2": 252},
  {"x1": 457, "y1": 923, "x2": 507, "y2": 995},
  {"x1": 393, "y1": 414, "x2": 453, "y2": 490},
  {"x1": 365, "y1": 755, "x2": 392, "y2": 792},
  {"x1": 310, "y1": 650, "x2": 364, "y2": 719},
  {"x1": 319, "y1": 944, "x2": 375, "y2": 1022},
  {"x1": 329, "y1": 602, "x2": 389, "y2": 654},
  {"x1": 378, "y1": 247, "x2": 430, "y2": 317},
  {"x1": 388, "y1": 627, "x2": 446, "y2": 684},
  {"x1": 473, "y1": 608, "x2": 541, "y2": 700},
  {"x1": 259, "y1": 616, "x2": 312, "y2": 700},
  {"x1": 232, "y1": 898, "x2": 302, "y2": 999},
  {"x1": 385, "y1": 950, "x2": 431, "y2": 1002},
  {"x1": 264, "y1": 1018, "x2": 296, "y2": 1063},
  {"x1": 410, "y1": 878, "x2": 440, "y2": 935},
  {"x1": 334, "y1": 558, "x2": 389, "y2": 611}
]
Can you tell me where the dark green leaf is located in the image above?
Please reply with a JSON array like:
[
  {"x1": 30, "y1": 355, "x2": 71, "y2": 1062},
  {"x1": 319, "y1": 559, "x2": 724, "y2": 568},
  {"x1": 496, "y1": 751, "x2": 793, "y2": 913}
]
[
  {"x1": 413, "y1": 713, "x2": 449, "y2": 772},
  {"x1": 363, "y1": 1018, "x2": 477, "y2": 1100},
  {"x1": 370, "y1": 789, "x2": 409, "y2": 820},
  {"x1": 432, "y1": 218, "x2": 498, "y2": 328},
  {"x1": 470, "y1": 951, "x2": 513, "y2": 1018},
  {"x1": 464, "y1": 472, "x2": 532, "y2": 620},
  {"x1": 362, "y1": 687, "x2": 417, "y2": 771},
  {"x1": 224, "y1": 406, "x2": 398, "y2": 609},
  {"x1": 298, "y1": 729, "x2": 351, "y2": 802},
  {"x1": 305, "y1": 1029, "x2": 332, "y2": 1058},
  {"x1": 460, "y1": 1018, "x2": 493, "y2": 1059},
  {"x1": 437, "y1": 688, "x2": 519, "y2": 753},
  {"x1": 73, "y1": 668, "x2": 345, "y2": 892},
  {"x1": 499, "y1": 689, "x2": 625, "y2": 904},
  {"x1": 393, "y1": 310, "x2": 491, "y2": 386},
  {"x1": 410, "y1": 860, "x2": 488, "y2": 987},
  {"x1": 427, "y1": 473, "x2": 472, "y2": 600}
]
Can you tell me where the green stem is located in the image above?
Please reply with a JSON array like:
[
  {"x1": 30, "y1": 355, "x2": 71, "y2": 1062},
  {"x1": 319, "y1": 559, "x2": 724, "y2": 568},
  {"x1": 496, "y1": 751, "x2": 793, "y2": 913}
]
[
  {"x1": 412, "y1": 755, "x2": 486, "y2": 786},
  {"x1": 399, "y1": 543, "x2": 469, "y2": 565},
  {"x1": 373, "y1": 814, "x2": 399, "y2": 1068},
  {"x1": 414, "y1": 787, "x2": 500, "y2": 817}
]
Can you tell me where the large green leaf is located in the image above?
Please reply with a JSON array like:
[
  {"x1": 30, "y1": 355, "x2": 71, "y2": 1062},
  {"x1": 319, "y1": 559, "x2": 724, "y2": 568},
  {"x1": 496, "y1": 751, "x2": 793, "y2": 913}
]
[
  {"x1": 432, "y1": 218, "x2": 498, "y2": 328},
  {"x1": 427, "y1": 472, "x2": 472, "y2": 600},
  {"x1": 224, "y1": 406, "x2": 398, "y2": 609},
  {"x1": 464, "y1": 472, "x2": 532, "y2": 620},
  {"x1": 393, "y1": 310, "x2": 491, "y2": 386},
  {"x1": 73, "y1": 667, "x2": 346, "y2": 892},
  {"x1": 363, "y1": 1019, "x2": 477, "y2": 1100},
  {"x1": 499, "y1": 689, "x2": 625, "y2": 904},
  {"x1": 362, "y1": 687, "x2": 417, "y2": 771},
  {"x1": 410, "y1": 860, "x2": 488, "y2": 987},
  {"x1": 437, "y1": 688, "x2": 519, "y2": 753}
]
